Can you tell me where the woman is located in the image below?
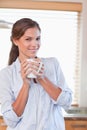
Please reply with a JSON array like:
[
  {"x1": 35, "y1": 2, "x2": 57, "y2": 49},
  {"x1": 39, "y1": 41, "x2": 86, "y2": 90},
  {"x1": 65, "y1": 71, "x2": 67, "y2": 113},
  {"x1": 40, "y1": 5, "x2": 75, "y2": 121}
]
[{"x1": 0, "y1": 18, "x2": 72, "y2": 130}]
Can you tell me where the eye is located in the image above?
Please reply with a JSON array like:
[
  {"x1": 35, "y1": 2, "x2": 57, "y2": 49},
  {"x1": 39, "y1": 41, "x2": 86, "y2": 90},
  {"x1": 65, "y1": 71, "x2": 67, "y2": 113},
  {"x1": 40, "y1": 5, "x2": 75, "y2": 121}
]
[
  {"x1": 36, "y1": 36, "x2": 40, "y2": 41},
  {"x1": 26, "y1": 37, "x2": 32, "y2": 41}
]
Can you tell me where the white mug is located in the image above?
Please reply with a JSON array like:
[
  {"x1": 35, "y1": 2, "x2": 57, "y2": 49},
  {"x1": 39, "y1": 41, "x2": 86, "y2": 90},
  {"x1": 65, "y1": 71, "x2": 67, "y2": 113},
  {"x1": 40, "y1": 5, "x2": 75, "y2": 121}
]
[{"x1": 27, "y1": 58, "x2": 42, "y2": 78}]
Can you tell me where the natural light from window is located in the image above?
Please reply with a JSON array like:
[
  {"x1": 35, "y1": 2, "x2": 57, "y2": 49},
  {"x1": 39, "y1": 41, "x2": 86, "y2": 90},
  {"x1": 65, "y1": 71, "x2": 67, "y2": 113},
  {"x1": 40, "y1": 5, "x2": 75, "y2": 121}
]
[{"x1": 0, "y1": 8, "x2": 80, "y2": 104}]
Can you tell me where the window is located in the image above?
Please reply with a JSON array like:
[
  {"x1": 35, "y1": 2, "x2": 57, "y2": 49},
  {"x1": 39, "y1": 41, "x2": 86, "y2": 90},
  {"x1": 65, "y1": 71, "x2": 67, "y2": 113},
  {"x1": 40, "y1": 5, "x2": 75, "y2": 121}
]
[{"x1": 0, "y1": 8, "x2": 81, "y2": 105}]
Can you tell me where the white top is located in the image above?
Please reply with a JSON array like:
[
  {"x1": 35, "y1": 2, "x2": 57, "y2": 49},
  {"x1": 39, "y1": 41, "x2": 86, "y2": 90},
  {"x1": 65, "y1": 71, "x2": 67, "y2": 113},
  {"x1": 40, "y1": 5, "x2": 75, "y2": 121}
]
[{"x1": 0, "y1": 57, "x2": 72, "y2": 130}]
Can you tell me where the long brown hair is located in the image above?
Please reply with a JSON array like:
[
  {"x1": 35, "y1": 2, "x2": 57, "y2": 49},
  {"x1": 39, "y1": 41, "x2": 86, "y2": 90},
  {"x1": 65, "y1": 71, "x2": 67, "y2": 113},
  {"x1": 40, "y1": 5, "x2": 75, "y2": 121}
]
[{"x1": 8, "y1": 18, "x2": 41, "y2": 65}]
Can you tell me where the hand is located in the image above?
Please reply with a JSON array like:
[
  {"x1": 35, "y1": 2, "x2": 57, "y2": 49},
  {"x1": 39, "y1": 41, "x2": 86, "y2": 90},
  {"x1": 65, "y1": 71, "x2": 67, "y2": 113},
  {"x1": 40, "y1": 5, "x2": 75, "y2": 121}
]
[{"x1": 20, "y1": 59, "x2": 32, "y2": 84}]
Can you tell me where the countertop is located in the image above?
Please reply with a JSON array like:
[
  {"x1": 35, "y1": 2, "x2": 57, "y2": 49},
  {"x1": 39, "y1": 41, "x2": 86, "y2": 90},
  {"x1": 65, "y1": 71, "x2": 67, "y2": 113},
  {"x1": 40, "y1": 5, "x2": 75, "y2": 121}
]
[
  {"x1": 0, "y1": 105, "x2": 87, "y2": 120},
  {"x1": 0, "y1": 114, "x2": 87, "y2": 120},
  {"x1": 0, "y1": 105, "x2": 3, "y2": 118},
  {"x1": 63, "y1": 107, "x2": 87, "y2": 120},
  {"x1": 64, "y1": 113, "x2": 87, "y2": 120}
]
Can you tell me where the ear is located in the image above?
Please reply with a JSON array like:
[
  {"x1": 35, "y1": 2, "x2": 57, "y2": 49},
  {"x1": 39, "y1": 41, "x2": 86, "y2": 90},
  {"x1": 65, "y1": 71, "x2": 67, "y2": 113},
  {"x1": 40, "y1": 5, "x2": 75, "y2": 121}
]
[{"x1": 13, "y1": 39, "x2": 18, "y2": 46}]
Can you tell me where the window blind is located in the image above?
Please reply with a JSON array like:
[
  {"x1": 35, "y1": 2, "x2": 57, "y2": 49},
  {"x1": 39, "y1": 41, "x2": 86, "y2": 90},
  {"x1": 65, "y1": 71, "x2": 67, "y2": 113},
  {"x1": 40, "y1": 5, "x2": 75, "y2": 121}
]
[
  {"x1": 73, "y1": 12, "x2": 81, "y2": 105},
  {"x1": 0, "y1": 8, "x2": 81, "y2": 105}
]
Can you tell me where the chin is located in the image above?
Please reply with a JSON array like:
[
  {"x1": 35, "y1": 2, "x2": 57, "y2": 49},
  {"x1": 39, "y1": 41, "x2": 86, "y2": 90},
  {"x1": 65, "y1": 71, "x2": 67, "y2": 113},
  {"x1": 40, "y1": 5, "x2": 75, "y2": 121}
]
[{"x1": 29, "y1": 55, "x2": 37, "y2": 58}]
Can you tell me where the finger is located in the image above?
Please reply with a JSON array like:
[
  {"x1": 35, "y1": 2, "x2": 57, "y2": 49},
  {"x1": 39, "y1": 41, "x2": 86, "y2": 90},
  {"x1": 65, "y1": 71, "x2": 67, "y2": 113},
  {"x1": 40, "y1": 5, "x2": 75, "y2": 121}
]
[
  {"x1": 26, "y1": 68, "x2": 33, "y2": 77},
  {"x1": 37, "y1": 62, "x2": 44, "y2": 73}
]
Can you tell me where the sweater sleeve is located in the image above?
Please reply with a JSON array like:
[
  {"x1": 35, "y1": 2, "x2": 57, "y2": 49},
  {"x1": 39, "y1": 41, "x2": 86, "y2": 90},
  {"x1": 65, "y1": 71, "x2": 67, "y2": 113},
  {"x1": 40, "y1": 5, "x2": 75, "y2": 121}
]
[
  {"x1": 51, "y1": 58, "x2": 73, "y2": 109},
  {"x1": 0, "y1": 68, "x2": 22, "y2": 128}
]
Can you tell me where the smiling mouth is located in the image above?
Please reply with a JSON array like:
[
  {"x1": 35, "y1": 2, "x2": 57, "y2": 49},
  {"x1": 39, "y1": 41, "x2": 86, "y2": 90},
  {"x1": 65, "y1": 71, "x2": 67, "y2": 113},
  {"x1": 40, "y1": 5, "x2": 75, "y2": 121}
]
[
  {"x1": 28, "y1": 49, "x2": 38, "y2": 53},
  {"x1": 29, "y1": 48, "x2": 38, "y2": 50}
]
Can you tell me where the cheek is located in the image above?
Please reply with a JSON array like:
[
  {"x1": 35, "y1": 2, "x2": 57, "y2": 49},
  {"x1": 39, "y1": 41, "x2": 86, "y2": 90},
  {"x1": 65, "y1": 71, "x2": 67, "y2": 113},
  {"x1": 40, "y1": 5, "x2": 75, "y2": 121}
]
[
  {"x1": 18, "y1": 43, "x2": 27, "y2": 51},
  {"x1": 38, "y1": 43, "x2": 41, "y2": 48}
]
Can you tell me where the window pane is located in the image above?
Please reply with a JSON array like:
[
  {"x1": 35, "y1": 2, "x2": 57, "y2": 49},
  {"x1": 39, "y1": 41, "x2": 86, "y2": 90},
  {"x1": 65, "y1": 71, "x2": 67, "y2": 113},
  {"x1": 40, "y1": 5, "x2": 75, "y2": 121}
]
[{"x1": 0, "y1": 9, "x2": 80, "y2": 104}]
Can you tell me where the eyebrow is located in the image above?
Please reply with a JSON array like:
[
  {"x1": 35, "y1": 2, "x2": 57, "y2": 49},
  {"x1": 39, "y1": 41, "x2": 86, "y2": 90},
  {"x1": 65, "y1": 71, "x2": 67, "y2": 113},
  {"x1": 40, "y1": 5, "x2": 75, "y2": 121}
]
[{"x1": 25, "y1": 35, "x2": 41, "y2": 38}]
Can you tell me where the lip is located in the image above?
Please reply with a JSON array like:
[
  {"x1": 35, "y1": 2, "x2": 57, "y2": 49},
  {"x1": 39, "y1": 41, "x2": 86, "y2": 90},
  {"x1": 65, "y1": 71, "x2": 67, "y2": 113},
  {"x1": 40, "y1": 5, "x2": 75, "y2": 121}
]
[
  {"x1": 29, "y1": 48, "x2": 38, "y2": 51},
  {"x1": 29, "y1": 49, "x2": 37, "y2": 51},
  {"x1": 28, "y1": 49, "x2": 38, "y2": 53}
]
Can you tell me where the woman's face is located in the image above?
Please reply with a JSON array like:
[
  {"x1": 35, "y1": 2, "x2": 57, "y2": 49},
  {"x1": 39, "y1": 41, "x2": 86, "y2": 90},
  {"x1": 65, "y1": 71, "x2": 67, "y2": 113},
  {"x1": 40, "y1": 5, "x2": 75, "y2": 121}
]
[{"x1": 14, "y1": 27, "x2": 41, "y2": 60}]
